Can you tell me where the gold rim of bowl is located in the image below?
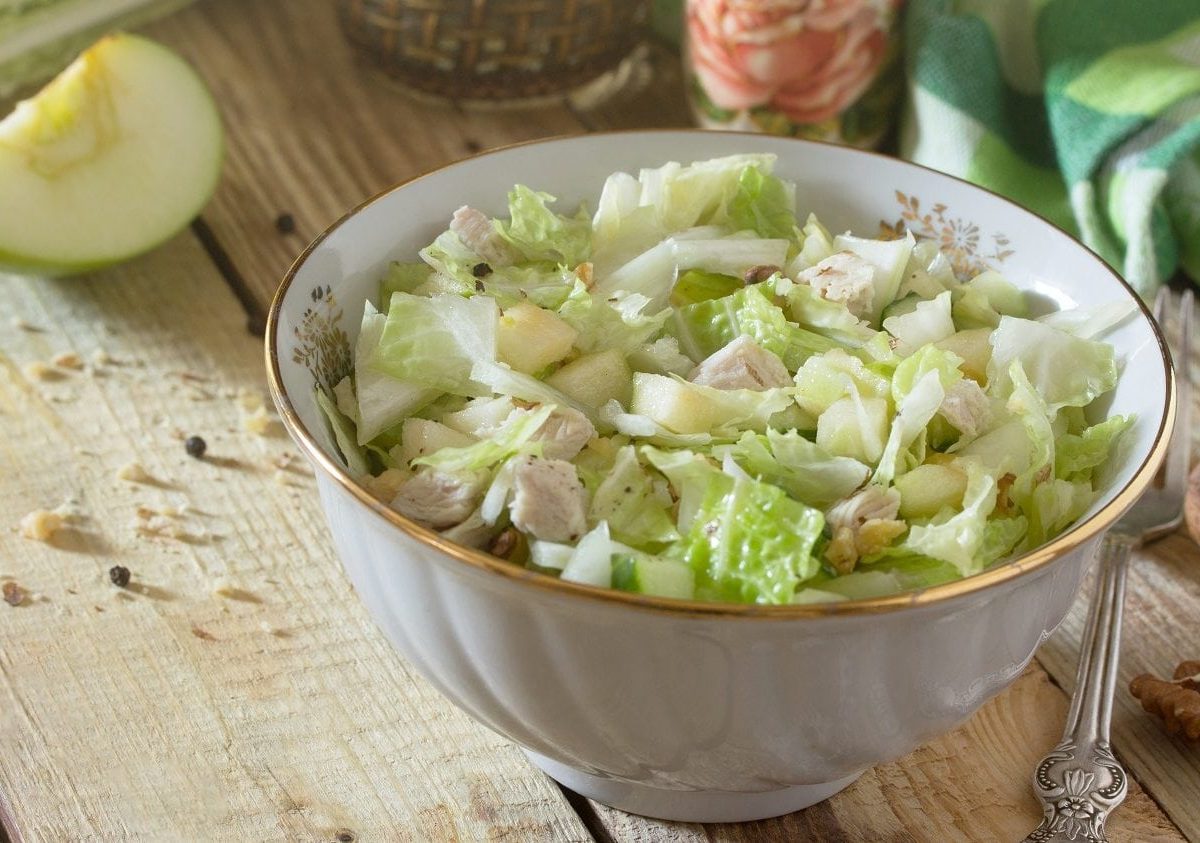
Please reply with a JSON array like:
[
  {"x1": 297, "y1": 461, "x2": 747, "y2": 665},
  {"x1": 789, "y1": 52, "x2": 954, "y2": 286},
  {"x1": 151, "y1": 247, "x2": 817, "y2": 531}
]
[{"x1": 265, "y1": 129, "x2": 1177, "y2": 620}]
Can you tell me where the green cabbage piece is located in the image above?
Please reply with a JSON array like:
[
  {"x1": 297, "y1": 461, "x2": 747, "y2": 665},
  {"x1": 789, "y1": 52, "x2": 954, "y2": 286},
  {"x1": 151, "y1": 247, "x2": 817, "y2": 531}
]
[
  {"x1": 670, "y1": 269, "x2": 743, "y2": 307},
  {"x1": 481, "y1": 263, "x2": 578, "y2": 310},
  {"x1": 418, "y1": 230, "x2": 485, "y2": 294},
  {"x1": 315, "y1": 386, "x2": 371, "y2": 477},
  {"x1": 891, "y1": 344, "x2": 964, "y2": 403},
  {"x1": 778, "y1": 279, "x2": 876, "y2": 344},
  {"x1": 978, "y1": 515, "x2": 1029, "y2": 566},
  {"x1": 557, "y1": 281, "x2": 670, "y2": 354},
  {"x1": 793, "y1": 348, "x2": 891, "y2": 417},
  {"x1": 413, "y1": 405, "x2": 553, "y2": 472},
  {"x1": 727, "y1": 165, "x2": 796, "y2": 240},
  {"x1": 670, "y1": 283, "x2": 837, "y2": 369},
  {"x1": 787, "y1": 213, "x2": 835, "y2": 273},
  {"x1": 495, "y1": 185, "x2": 591, "y2": 266},
  {"x1": 1056, "y1": 415, "x2": 1134, "y2": 481},
  {"x1": 872, "y1": 367, "x2": 945, "y2": 487},
  {"x1": 654, "y1": 457, "x2": 824, "y2": 604},
  {"x1": 379, "y1": 261, "x2": 433, "y2": 302},
  {"x1": 642, "y1": 153, "x2": 781, "y2": 233},
  {"x1": 354, "y1": 301, "x2": 440, "y2": 444},
  {"x1": 903, "y1": 461, "x2": 999, "y2": 576},
  {"x1": 714, "y1": 429, "x2": 869, "y2": 508},
  {"x1": 988, "y1": 316, "x2": 1118, "y2": 412},
  {"x1": 589, "y1": 445, "x2": 680, "y2": 549},
  {"x1": 372, "y1": 292, "x2": 497, "y2": 394},
  {"x1": 629, "y1": 372, "x2": 795, "y2": 436}
]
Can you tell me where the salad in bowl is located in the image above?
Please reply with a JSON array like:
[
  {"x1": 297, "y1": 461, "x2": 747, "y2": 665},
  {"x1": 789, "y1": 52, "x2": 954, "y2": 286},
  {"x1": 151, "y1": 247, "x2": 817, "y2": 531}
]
[{"x1": 314, "y1": 153, "x2": 1133, "y2": 606}]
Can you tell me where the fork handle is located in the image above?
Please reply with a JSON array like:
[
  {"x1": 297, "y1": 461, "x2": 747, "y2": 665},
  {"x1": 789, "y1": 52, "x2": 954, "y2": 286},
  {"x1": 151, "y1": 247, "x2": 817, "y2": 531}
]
[{"x1": 1023, "y1": 533, "x2": 1132, "y2": 843}]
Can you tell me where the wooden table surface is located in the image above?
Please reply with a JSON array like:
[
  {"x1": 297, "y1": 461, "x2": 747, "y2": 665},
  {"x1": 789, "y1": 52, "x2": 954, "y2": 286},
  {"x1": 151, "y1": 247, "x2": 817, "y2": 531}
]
[{"x1": 1, "y1": 1, "x2": 1197, "y2": 840}]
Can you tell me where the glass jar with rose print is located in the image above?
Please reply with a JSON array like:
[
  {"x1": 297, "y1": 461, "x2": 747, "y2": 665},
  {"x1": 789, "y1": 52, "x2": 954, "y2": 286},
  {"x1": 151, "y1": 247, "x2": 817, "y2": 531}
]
[{"x1": 685, "y1": 0, "x2": 905, "y2": 148}]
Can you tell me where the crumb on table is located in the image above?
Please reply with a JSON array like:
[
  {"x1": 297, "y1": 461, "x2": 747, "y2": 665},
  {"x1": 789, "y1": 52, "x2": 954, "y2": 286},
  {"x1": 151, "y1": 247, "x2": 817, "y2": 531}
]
[
  {"x1": 51, "y1": 352, "x2": 84, "y2": 370},
  {"x1": 117, "y1": 462, "x2": 153, "y2": 484},
  {"x1": 3, "y1": 581, "x2": 28, "y2": 607},
  {"x1": 19, "y1": 509, "x2": 64, "y2": 541}
]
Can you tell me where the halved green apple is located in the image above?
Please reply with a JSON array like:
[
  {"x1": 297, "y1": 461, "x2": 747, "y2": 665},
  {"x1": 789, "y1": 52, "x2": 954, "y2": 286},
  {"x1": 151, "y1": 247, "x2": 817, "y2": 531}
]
[{"x1": 0, "y1": 33, "x2": 223, "y2": 275}]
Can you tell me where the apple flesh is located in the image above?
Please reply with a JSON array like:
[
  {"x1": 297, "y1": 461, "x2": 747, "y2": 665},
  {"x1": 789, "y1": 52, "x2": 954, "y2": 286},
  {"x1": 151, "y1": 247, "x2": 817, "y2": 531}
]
[{"x1": 0, "y1": 33, "x2": 223, "y2": 275}]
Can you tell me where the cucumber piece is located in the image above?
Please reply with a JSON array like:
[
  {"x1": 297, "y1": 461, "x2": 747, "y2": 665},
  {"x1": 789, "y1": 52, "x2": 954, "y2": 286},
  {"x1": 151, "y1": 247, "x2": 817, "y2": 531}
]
[
  {"x1": 879, "y1": 293, "x2": 922, "y2": 323},
  {"x1": 612, "y1": 554, "x2": 695, "y2": 599}
]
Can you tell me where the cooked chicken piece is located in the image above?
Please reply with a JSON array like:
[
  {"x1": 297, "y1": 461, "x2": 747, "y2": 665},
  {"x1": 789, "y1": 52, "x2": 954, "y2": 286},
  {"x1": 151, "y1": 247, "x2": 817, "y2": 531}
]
[
  {"x1": 450, "y1": 206, "x2": 519, "y2": 268},
  {"x1": 391, "y1": 468, "x2": 487, "y2": 529},
  {"x1": 939, "y1": 377, "x2": 991, "y2": 438},
  {"x1": 824, "y1": 485, "x2": 906, "y2": 575},
  {"x1": 509, "y1": 457, "x2": 588, "y2": 542},
  {"x1": 529, "y1": 405, "x2": 597, "y2": 461},
  {"x1": 688, "y1": 335, "x2": 792, "y2": 390},
  {"x1": 796, "y1": 251, "x2": 876, "y2": 319}
]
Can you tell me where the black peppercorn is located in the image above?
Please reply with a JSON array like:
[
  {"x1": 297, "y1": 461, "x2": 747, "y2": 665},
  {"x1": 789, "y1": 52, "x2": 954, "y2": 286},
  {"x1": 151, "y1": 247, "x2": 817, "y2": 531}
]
[
  {"x1": 185, "y1": 436, "x2": 207, "y2": 459},
  {"x1": 275, "y1": 213, "x2": 296, "y2": 234},
  {"x1": 109, "y1": 566, "x2": 131, "y2": 588}
]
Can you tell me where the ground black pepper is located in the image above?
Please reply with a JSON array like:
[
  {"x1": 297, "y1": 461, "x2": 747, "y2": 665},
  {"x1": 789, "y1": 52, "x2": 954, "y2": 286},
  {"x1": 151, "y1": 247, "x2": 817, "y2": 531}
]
[
  {"x1": 471, "y1": 262, "x2": 492, "y2": 278},
  {"x1": 274, "y1": 213, "x2": 296, "y2": 234},
  {"x1": 185, "y1": 435, "x2": 207, "y2": 459},
  {"x1": 109, "y1": 565, "x2": 131, "y2": 588}
]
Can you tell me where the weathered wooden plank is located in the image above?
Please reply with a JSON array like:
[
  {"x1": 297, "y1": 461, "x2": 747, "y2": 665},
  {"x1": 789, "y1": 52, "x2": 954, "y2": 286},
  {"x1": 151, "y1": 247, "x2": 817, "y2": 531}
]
[
  {"x1": 142, "y1": 0, "x2": 587, "y2": 315},
  {"x1": 584, "y1": 668, "x2": 1183, "y2": 843},
  {"x1": 0, "y1": 236, "x2": 590, "y2": 842}
]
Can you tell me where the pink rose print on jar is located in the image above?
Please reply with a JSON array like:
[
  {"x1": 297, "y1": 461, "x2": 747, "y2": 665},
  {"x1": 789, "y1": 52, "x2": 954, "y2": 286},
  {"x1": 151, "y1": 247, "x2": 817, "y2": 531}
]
[{"x1": 686, "y1": 0, "x2": 904, "y2": 147}]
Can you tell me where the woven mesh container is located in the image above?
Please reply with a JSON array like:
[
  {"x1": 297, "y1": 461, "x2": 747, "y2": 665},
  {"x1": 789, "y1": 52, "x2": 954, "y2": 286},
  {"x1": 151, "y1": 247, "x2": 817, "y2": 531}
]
[{"x1": 338, "y1": 0, "x2": 650, "y2": 102}]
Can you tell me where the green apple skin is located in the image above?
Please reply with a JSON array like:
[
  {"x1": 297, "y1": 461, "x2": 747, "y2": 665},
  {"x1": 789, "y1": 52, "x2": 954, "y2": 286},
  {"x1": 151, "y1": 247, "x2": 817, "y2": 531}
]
[{"x1": 0, "y1": 34, "x2": 224, "y2": 277}]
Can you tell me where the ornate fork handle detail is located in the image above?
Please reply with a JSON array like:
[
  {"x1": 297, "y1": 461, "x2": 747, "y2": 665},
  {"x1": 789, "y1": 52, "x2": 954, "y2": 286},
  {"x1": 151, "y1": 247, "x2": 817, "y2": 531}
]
[
  {"x1": 1026, "y1": 739, "x2": 1128, "y2": 842},
  {"x1": 1024, "y1": 535, "x2": 1133, "y2": 843}
]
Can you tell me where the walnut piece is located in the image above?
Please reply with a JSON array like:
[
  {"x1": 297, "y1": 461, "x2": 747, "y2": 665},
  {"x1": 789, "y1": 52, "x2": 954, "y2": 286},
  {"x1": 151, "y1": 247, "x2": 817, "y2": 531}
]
[
  {"x1": 823, "y1": 486, "x2": 906, "y2": 575},
  {"x1": 1130, "y1": 664, "x2": 1200, "y2": 740}
]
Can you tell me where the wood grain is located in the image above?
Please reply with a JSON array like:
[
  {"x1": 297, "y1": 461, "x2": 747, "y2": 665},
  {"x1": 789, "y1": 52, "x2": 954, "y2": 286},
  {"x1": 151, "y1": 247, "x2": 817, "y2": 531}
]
[
  {"x1": 143, "y1": 0, "x2": 586, "y2": 315},
  {"x1": 0, "y1": 238, "x2": 589, "y2": 842},
  {"x1": 583, "y1": 668, "x2": 1182, "y2": 843}
]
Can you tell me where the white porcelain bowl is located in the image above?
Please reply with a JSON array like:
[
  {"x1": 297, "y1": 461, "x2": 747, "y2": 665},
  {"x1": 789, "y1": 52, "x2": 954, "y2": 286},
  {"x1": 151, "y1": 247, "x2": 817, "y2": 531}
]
[{"x1": 266, "y1": 131, "x2": 1174, "y2": 823}]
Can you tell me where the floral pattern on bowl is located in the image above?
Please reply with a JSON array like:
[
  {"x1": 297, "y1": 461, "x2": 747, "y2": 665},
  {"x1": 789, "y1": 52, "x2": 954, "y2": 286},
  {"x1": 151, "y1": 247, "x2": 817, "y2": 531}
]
[
  {"x1": 880, "y1": 190, "x2": 1015, "y2": 278},
  {"x1": 291, "y1": 283, "x2": 351, "y2": 392}
]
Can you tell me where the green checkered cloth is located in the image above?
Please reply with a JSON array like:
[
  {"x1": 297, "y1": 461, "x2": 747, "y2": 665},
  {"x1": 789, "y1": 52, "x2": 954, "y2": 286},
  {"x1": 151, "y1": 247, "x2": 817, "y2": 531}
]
[{"x1": 901, "y1": 0, "x2": 1200, "y2": 296}]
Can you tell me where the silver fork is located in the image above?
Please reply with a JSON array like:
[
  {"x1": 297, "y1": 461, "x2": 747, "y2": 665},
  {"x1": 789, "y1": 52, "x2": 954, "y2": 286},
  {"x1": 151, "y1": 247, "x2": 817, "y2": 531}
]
[{"x1": 1023, "y1": 287, "x2": 1193, "y2": 843}]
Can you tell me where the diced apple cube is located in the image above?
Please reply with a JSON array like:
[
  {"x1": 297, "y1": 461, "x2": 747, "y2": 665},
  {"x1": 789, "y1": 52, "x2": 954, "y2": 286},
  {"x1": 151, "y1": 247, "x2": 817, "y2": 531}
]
[
  {"x1": 545, "y1": 349, "x2": 632, "y2": 408},
  {"x1": 894, "y1": 463, "x2": 968, "y2": 519},
  {"x1": 398, "y1": 418, "x2": 475, "y2": 466},
  {"x1": 935, "y1": 327, "x2": 993, "y2": 384},
  {"x1": 497, "y1": 302, "x2": 578, "y2": 374}
]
